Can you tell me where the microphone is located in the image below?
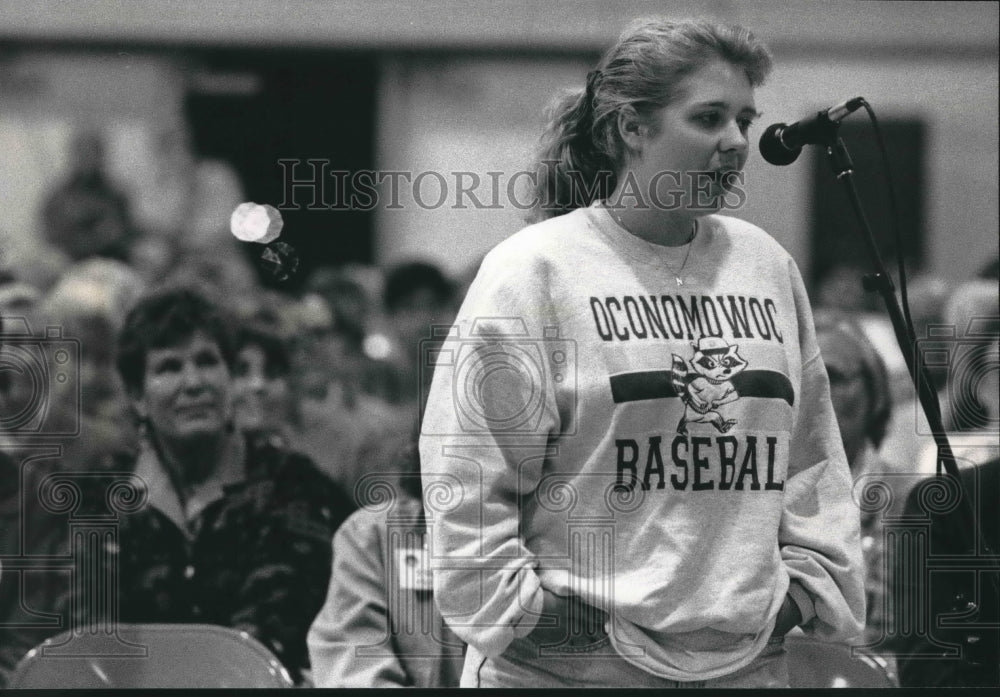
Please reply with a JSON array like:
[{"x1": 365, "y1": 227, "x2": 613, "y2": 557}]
[{"x1": 758, "y1": 97, "x2": 865, "y2": 165}]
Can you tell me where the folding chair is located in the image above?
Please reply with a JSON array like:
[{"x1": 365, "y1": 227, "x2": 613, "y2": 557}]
[
  {"x1": 786, "y1": 634, "x2": 897, "y2": 688},
  {"x1": 7, "y1": 623, "x2": 294, "y2": 688}
]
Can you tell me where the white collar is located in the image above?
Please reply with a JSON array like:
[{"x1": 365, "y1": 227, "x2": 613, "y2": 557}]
[{"x1": 133, "y1": 435, "x2": 245, "y2": 537}]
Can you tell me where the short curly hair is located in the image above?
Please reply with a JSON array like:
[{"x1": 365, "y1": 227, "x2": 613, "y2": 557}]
[{"x1": 116, "y1": 286, "x2": 236, "y2": 396}]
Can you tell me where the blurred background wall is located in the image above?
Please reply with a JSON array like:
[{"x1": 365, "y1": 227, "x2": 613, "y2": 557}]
[{"x1": 0, "y1": 0, "x2": 996, "y2": 286}]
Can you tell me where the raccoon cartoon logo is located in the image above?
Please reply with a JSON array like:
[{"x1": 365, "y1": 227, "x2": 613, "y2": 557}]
[{"x1": 671, "y1": 337, "x2": 748, "y2": 435}]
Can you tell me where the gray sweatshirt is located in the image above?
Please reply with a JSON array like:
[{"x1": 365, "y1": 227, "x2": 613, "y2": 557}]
[{"x1": 419, "y1": 203, "x2": 865, "y2": 681}]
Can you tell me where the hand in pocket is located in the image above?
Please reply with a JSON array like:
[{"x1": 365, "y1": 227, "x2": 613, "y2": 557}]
[
  {"x1": 526, "y1": 589, "x2": 607, "y2": 648},
  {"x1": 770, "y1": 593, "x2": 802, "y2": 640}
]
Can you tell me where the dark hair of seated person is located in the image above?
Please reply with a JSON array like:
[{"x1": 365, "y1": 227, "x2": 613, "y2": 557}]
[{"x1": 116, "y1": 286, "x2": 236, "y2": 396}]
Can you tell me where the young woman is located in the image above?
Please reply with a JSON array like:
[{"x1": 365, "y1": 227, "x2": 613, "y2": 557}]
[{"x1": 419, "y1": 18, "x2": 865, "y2": 688}]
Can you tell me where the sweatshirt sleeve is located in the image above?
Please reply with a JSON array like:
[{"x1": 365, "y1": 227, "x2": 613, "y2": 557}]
[
  {"x1": 779, "y1": 259, "x2": 866, "y2": 641},
  {"x1": 306, "y1": 512, "x2": 410, "y2": 687},
  {"x1": 419, "y1": 246, "x2": 561, "y2": 658}
]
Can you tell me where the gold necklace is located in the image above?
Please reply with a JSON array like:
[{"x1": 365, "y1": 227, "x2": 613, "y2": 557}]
[{"x1": 613, "y1": 210, "x2": 698, "y2": 286}]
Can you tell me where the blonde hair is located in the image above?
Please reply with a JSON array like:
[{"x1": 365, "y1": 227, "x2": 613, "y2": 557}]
[{"x1": 529, "y1": 18, "x2": 772, "y2": 221}]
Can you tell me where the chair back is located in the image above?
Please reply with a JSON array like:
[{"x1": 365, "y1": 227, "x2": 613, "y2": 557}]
[
  {"x1": 786, "y1": 634, "x2": 897, "y2": 688},
  {"x1": 8, "y1": 623, "x2": 294, "y2": 688}
]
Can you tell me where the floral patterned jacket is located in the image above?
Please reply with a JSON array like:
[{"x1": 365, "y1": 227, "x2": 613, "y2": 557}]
[{"x1": 41, "y1": 431, "x2": 354, "y2": 684}]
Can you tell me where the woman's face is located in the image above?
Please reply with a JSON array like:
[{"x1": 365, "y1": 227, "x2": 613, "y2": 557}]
[
  {"x1": 632, "y1": 58, "x2": 759, "y2": 212},
  {"x1": 232, "y1": 343, "x2": 292, "y2": 431},
  {"x1": 132, "y1": 331, "x2": 232, "y2": 444},
  {"x1": 817, "y1": 332, "x2": 871, "y2": 466}
]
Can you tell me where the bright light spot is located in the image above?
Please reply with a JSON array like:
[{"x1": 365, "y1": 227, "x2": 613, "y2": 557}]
[
  {"x1": 363, "y1": 333, "x2": 393, "y2": 360},
  {"x1": 230, "y1": 202, "x2": 283, "y2": 244}
]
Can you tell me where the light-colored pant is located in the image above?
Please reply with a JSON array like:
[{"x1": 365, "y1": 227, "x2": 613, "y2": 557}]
[{"x1": 461, "y1": 633, "x2": 789, "y2": 688}]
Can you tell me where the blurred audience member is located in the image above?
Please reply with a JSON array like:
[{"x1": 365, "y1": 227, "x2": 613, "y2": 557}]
[
  {"x1": 0, "y1": 280, "x2": 57, "y2": 679},
  {"x1": 816, "y1": 310, "x2": 893, "y2": 468},
  {"x1": 228, "y1": 276, "x2": 377, "y2": 499},
  {"x1": 915, "y1": 279, "x2": 999, "y2": 476},
  {"x1": 0, "y1": 279, "x2": 43, "y2": 452},
  {"x1": 876, "y1": 272, "x2": 951, "y2": 472},
  {"x1": 129, "y1": 233, "x2": 179, "y2": 289},
  {"x1": 286, "y1": 291, "x2": 365, "y2": 405},
  {"x1": 306, "y1": 266, "x2": 374, "y2": 358},
  {"x1": 40, "y1": 130, "x2": 135, "y2": 262},
  {"x1": 184, "y1": 159, "x2": 246, "y2": 254},
  {"x1": 134, "y1": 124, "x2": 196, "y2": 240},
  {"x1": 232, "y1": 322, "x2": 295, "y2": 442},
  {"x1": 0, "y1": 272, "x2": 42, "y2": 322},
  {"x1": 68, "y1": 287, "x2": 354, "y2": 683},
  {"x1": 0, "y1": 237, "x2": 72, "y2": 297},
  {"x1": 135, "y1": 123, "x2": 244, "y2": 256},
  {"x1": 162, "y1": 239, "x2": 261, "y2": 313},
  {"x1": 230, "y1": 290, "x2": 360, "y2": 490},
  {"x1": 307, "y1": 436, "x2": 465, "y2": 687},
  {"x1": 44, "y1": 257, "x2": 146, "y2": 329},
  {"x1": 331, "y1": 261, "x2": 457, "y2": 502},
  {"x1": 305, "y1": 264, "x2": 405, "y2": 408},
  {"x1": 814, "y1": 309, "x2": 895, "y2": 649},
  {"x1": 375, "y1": 260, "x2": 456, "y2": 406},
  {"x1": 275, "y1": 292, "x2": 395, "y2": 499},
  {"x1": 0, "y1": 277, "x2": 73, "y2": 682},
  {"x1": 38, "y1": 259, "x2": 147, "y2": 470},
  {"x1": 902, "y1": 271, "x2": 952, "y2": 395},
  {"x1": 889, "y1": 277, "x2": 998, "y2": 687},
  {"x1": 0, "y1": 436, "x2": 72, "y2": 685}
]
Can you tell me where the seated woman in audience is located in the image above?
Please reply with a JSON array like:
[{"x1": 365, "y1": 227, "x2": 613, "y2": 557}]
[
  {"x1": 307, "y1": 436, "x2": 466, "y2": 687},
  {"x1": 915, "y1": 279, "x2": 1000, "y2": 475},
  {"x1": 0, "y1": 363, "x2": 73, "y2": 684},
  {"x1": 69, "y1": 286, "x2": 354, "y2": 684},
  {"x1": 813, "y1": 309, "x2": 894, "y2": 649},
  {"x1": 281, "y1": 291, "x2": 408, "y2": 499},
  {"x1": 0, "y1": 270, "x2": 141, "y2": 682},
  {"x1": 40, "y1": 262, "x2": 146, "y2": 470}
]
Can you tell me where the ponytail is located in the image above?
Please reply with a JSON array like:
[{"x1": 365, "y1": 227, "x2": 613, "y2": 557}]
[{"x1": 528, "y1": 75, "x2": 617, "y2": 223}]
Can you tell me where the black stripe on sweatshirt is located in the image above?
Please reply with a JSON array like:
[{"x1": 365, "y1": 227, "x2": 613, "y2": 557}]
[{"x1": 610, "y1": 369, "x2": 795, "y2": 406}]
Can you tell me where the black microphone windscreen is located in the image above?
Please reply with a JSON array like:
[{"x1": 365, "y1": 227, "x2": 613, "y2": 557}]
[{"x1": 759, "y1": 123, "x2": 801, "y2": 166}]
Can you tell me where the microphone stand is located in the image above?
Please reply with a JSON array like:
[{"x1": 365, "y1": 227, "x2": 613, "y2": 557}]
[{"x1": 820, "y1": 130, "x2": 998, "y2": 623}]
